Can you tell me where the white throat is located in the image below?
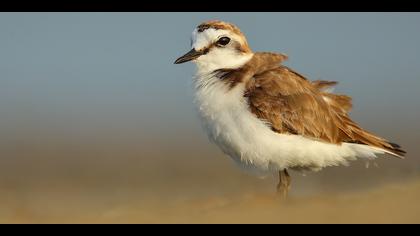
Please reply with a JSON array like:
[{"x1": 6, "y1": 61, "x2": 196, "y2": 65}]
[{"x1": 194, "y1": 52, "x2": 253, "y2": 76}]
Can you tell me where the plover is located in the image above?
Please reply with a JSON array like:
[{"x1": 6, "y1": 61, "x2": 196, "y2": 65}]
[{"x1": 174, "y1": 20, "x2": 406, "y2": 197}]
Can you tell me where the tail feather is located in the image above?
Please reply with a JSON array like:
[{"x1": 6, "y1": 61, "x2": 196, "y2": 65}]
[
  {"x1": 346, "y1": 133, "x2": 406, "y2": 159},
  {"x1": 359, "y1": 131, "x2": 406, "y2": 158},
  {"x1": 386, "y1": 142, "x2": 407, "y2": 157}
]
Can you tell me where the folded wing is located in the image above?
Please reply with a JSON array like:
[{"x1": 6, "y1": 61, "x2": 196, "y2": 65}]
[{"x1": 245, "y1": 65, "x2": 406, "y2": 158}]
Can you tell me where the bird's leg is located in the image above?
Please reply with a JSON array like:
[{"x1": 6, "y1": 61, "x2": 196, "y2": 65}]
[{"x1": 276, "y1": 169, "x2": 291, "y2": 199}]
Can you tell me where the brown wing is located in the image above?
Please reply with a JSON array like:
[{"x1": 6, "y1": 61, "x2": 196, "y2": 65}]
[{"x1": 245, "y1": 66, "x2": 406, "y2": 157}]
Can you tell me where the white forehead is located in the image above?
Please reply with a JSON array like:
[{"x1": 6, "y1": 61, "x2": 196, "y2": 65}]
[{"x1": 191, "y1": 28, "x2": 241, "y2": 51}]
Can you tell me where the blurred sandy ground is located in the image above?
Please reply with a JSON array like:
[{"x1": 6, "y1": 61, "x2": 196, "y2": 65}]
[
  {"x1": 1, "y1": 164, "x2": 419, "y2": 223},
  {"x1": 0, "y1": 125, "x2": 419, "y2": 223}
]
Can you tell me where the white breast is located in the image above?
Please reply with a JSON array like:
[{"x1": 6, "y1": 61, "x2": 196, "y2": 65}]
[{"x1": 193, "y1": 74, "x2": 387, "y2": 177}]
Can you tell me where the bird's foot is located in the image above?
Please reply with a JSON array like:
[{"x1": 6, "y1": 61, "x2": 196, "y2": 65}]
[{"x1": 276, "y1": 169, "x2": 291, "y2": 200}]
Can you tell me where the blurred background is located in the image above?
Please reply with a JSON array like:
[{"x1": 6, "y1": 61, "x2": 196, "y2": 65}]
[{"x1": 0, "y1": 12, "x2": 420, "y2": 223}]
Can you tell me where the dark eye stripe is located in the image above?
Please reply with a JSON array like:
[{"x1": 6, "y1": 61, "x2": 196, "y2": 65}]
[{"x1": 194, "y1": 37, "x2": 235, "y2": 55}]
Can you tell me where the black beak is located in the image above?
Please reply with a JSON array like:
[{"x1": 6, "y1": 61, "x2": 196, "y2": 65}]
[{"x1": 174, "y1": 48, "x2": 204, "y2": 64}]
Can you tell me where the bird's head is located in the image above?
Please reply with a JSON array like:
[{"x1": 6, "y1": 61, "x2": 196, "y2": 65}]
[{"x1": 174, "y1": 20, "x2": 254, "y2": 73}]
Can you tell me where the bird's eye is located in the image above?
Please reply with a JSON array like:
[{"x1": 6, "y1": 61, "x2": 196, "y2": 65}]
[{"x1": 217, "y1": 37, "x2": 231, "y2": 46}]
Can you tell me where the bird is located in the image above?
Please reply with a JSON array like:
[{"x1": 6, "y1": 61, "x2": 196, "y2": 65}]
[{"x1": 174, "y1": 20, "x2": 406, "y2": 198}]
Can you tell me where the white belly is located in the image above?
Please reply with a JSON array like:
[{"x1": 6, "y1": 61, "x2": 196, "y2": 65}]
[{"x1": 193, "y1": 76, "x2": 385, "y2": 176}]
